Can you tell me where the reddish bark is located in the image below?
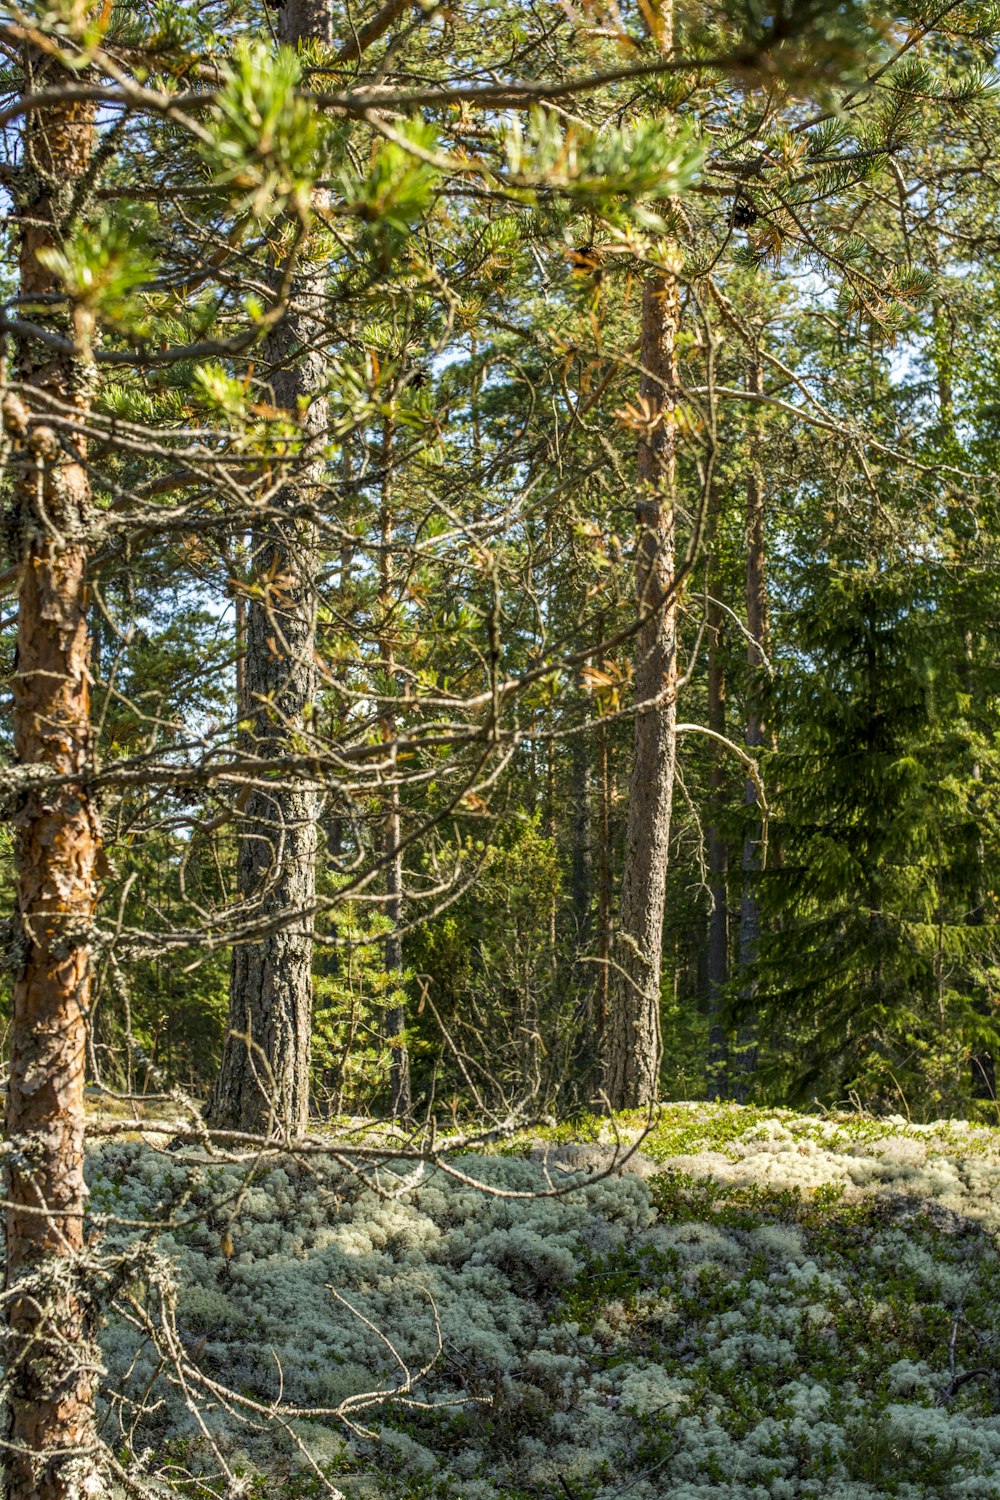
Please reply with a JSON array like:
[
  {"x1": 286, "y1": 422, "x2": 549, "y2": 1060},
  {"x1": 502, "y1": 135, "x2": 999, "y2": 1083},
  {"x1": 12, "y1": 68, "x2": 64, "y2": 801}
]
[{"x1": 4, "y1": 42, "x2": 104, "y2": 1500}]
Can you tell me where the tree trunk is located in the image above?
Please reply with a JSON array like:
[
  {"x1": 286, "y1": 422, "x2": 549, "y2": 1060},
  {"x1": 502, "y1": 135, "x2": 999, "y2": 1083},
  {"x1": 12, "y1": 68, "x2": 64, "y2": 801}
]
[
  {"x1": 380, "y1": 421, "x2": 411, "y2": 1118},
  {"x1": 383, "y1": 773, "x2": 410, "y2": 1115},
  {"x1": 207, "y1": 0, "x2": 330, "y2": 1136},
  {"x1": 571, "y1": 733, "x2": 593, "y2": 946},
  {"x1": 603, "y1": 269, "x2": 680, "y2": 1109},
  {"x1": 595, "y1": 719, "x2": 612, "y2": 1077},
  {"x1": 706, "y1": 559, "x2": 729, "y2": 1100},
  {"x1": 4, "y1": 36, "x2": 105, "y2": 1500},
  {"x1": 546, "y1": 715, "x2": 559, "y2": 985},
  {"x1": 735, "y1": 351, "x2": 768, "y2": 1100},
  {"x1": 327, "y1": 449, "x2": 356, "y2": 868},
  {"x1": 960, "y1": 633, "x2": 994, "y2": 1100},
  {"x1": 234, "y1": 555, "x2": 247, "y2": 723}
]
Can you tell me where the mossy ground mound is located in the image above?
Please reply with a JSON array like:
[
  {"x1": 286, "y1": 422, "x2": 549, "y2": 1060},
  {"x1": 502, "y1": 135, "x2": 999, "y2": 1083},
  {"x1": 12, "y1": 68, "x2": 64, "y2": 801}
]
[{"x1": 91, "y1": 1104, "x2": 1000, "y2": 1499}]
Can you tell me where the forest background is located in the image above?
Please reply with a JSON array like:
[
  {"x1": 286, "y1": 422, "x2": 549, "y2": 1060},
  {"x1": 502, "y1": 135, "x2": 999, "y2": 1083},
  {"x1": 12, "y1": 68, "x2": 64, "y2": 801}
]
[{"x1": 4, "y1": 0, "x2": 1000, "y2": 1494}]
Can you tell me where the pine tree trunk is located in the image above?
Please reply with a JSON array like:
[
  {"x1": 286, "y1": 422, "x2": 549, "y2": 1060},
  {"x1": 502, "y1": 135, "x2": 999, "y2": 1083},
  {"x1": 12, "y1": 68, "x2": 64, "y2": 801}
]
[
  {"x1": 967, "y1": 824, "x2": 993, "y2": 1100},
  {"x1": 383, "y1": 775, "x2": 410, "y2": 1116},
  {"x1": 596, "y1": 720, "x2": 612, "y2": 1075},
  {"x1": 603, "y1": 270, "x2": 680, "y2": 1109},
  {"x1": 960, "y1": 634, "x2": 994, "y2": 1099},
  {"x1": 327, "y1": 457, "x2": 355, "y2": 869},
  {"x1": 207, "y1": 0, "x2": 330, "y2": 1137},
  {"x1": 706, "y1": 563, "x2": 729, "y2": 1100},
  {"x1": 546, "y1": 720, "x2": 559, "y2": 985},
  {"x1": 379, "y1": 422, "x2": 411, "y2": 1118},
  {"x1": 571, "y1": 734, "x2": 593, "y2": 946},
  {"x1": 3, "y1": 37, "x2": 106, "y2": 1500},
  {"x1": 234, "y1": 559, "x2": 247, "y2": 723},
  {"x1": 735, "y1": 351, "x2": 768, "y2": 1099}
]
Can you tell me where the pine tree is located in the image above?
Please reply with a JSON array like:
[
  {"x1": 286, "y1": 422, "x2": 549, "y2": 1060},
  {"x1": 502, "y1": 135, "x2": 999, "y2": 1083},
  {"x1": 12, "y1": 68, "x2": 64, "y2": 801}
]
[
  {"x1": 3, "y1": 12, "x2": 104, "y2": 1496},
  {"x1": 604, "y1": 265, "x2": 681, "y2": 1108},
  {"x1": 205, "y1": 4, "x2": 330, "y2": 1140}
]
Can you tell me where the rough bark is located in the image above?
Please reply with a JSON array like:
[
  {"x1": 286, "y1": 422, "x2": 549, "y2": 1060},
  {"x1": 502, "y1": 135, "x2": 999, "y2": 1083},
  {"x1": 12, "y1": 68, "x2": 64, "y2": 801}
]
[
  {"x1": 571, "y1": 734, "x2": 593, "y2": 947},
  {"x1": 383, "y1": 776, "x2": 411, "y2": 1115},
  {"x1": 326, "y1": 456, "x2": 356, "y2": 869},
  {"x1": 735, "y1": 352, "x2": 768, "y2": 1100},
  {"x1": 234, "y1": 568, "x2": 247, "y2": 722},
  {"x1": 706, "y1": 561, "x2": 729, "y2": 1100},
  {"x1": 3, "y1": 36, "x2": 105, "y2": 1500},
  {"x1": 546, "y1": 724, "x2": 559, "y2": 984},
  {"x1": 595, "y1": 720, "x2": 612, "y2": 1075},
  {"x1": 603, "y1": 270, "x2": 680, "y2": 1109},
  {"x1": 967, "y1": 829, "x2": 994, "y2": 1100},
  {"x1": 206, "y1": 0, "x2": 329, "y2": 1136},
  {"x1": 281, "y1": 0, "x2": 334, "y2": 41},
  {"x1": 379, "y1": 423, "x2": 411, "y2": 1118},
  {"x1": 961, "y1": 635, "x2": 994, "y2": 1099}
]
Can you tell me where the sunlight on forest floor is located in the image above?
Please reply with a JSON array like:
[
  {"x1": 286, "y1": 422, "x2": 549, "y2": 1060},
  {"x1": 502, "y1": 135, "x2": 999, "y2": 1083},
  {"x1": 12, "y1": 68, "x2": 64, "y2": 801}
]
[{"x1": 90, "y1": 1104, "x2": 1000, "y2": 1499}]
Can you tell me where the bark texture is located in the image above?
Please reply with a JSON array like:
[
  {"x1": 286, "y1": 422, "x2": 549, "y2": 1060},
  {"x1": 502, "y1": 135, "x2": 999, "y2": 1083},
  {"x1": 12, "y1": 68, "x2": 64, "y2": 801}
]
[
  {"x1": 595, "y1": 721, "x2": 612, "y2": 1072},
  {"x1": 281, "y1": 0, "x2": 334, "y2": 42},
  {"x1": 207, "y1": 0, "x2": 329, "y2": 1136},
  {"x1": 706, "y1": 567, "x2": 730, "y2": 1100},
  {"x1": 383, "y1": 780, "x2": 411, "y2": 1116},
  {"x1": 603, "y1": 271, "x2": 680, "y2": 1109},
  {"x1": 735, "y1": 352, "x2": 768, "y2": 1099},
  {"x1": 4, "y1": 39, "x2": 105, "y2": 1500},
  {"x1": 961, "y1": 636, "x2": 994, "y2": 1099},
  {"x1": 571, "y1": 734, "x2": 593, "y2": 947},
  {"x1": 379, "y1": 423, "x2": 411, "y2": 1118}
]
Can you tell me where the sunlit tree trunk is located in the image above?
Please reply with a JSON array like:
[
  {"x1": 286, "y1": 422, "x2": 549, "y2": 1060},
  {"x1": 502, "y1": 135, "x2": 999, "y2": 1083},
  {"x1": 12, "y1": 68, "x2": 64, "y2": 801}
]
[
  {"x1": 603, "y1": 267, "x2": 680, "y2": 1109},
  {"x1": 207, "y1": 0, "x2": 330, "y2": 1136},
  {"x1": 3, "y1": 31, "x2": 106, "y2": 1500}
]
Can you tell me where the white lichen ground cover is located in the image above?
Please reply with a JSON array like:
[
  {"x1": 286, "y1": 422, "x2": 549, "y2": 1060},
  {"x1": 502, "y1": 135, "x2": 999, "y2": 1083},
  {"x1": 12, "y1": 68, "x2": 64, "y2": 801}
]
[{"x1": 88, "y1": 1104, "x2": 1000, "y2": 1499}]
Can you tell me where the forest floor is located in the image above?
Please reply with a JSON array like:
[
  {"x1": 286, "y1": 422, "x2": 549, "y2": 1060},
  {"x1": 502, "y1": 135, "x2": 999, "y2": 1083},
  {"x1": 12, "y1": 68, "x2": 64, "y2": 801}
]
[{"x1": 90, "y1": 1102, "x2": 1000, "y2": 1500}]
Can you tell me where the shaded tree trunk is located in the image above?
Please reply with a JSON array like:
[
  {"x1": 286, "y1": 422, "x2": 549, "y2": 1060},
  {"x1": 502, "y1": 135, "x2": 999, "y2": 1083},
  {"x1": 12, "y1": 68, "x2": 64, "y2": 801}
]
[
  {"x1": 735, "y1": 351, "x2": 768, "y2": 1100},
  {"x1": 3, "y1": 37, "x2": 105, "y2": 1500},
  {"x1": 603, "y1": 268, "x2": 680, "y2": 1109},
  {"x1": 207, "y1": 0, "x2": 330, "y2": 1136},
  {"x1": 595, "y1": 719, "x2": 612, "y2": 1078},
  {"x1": 571, "y1": 733, "x2": 593, "y2": 946},
  {"x1": 234, "y1": 548, "x2": 247, "y2": 723},
  {"x1": 706, "y1": 555, "x2": 729, "y2": 1100},
  {"x1": 547, "y1": 713, "x2": 559, "y2": 983},
  {"x1": 961, "y1": 634, "x2": 994, "y2": 1100},
  {"x1": 327, "y1": 448, "x2": 356, "y2": 868},
  {"x1": 967, "y1": 828, "x2": 993, "y2": 1100},
  {"x1": 383, "y1": 775, "x2": 410, "y2": 1115},
  {"x1": 379, "y1": 421, "x2": 411, "y2": 1117}
]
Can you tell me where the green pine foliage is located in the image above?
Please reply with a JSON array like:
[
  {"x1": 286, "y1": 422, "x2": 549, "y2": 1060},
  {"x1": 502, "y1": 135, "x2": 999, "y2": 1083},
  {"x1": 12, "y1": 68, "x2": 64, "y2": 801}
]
[{"x1": 747, "y1": 560, "x2": 1000, "y2": 1115}]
